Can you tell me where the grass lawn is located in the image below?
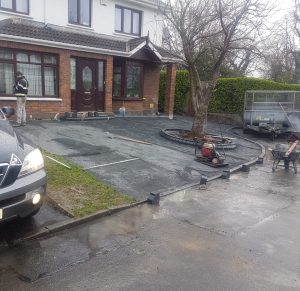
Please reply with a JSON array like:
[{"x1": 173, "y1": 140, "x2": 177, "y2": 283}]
[{"x1": 42, "y1": 150, "x2": 135, "y2": 218}]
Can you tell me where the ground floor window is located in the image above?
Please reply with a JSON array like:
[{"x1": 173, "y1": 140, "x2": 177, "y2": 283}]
[
  {"x1": 0, "y1": 48, "x2": 58, "y2": 97},
  {"x1": 113, "y1": 60, "x2": 143, "y2": 99}
]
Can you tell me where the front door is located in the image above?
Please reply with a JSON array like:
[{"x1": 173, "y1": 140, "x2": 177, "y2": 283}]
[
  {"x1": 77, "y1": 59, "x2": 96, "y2": 111},
  {"x1": 74, "y1": 58, "x2": 105, "y2": 112}
]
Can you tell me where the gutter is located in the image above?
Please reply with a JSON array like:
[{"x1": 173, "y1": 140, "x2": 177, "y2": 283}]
[
  {"x1": 161, "y1": 56, "x2": 182, "y2": 63},
  {"x1": 125, "y1": 0, "x2": 159, "y2": 9}
]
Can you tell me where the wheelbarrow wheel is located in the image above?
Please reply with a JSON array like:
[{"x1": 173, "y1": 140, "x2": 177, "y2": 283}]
[
  {"x1": 284, "y1": 160, "x2": 290, "y2": 170},
  {"x1": 293, "y1": 161, "x2": 297, "y2": 174}
]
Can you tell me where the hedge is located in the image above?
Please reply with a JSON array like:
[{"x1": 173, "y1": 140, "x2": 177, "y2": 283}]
[
  {"x1": 158, "y1": 70, "x2": 300, "y2": 115},
  {"x1": 159, "y1": 70, "x2": 190, "y2": 113}
]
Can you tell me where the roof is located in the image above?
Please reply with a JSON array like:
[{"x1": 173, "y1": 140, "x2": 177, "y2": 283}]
[{"x1": 0, "y1": 18, "x2": 178, "y2": 63}]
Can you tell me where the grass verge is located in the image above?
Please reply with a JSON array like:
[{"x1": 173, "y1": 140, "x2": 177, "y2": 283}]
[{"x1": 42, "y1": 149, "x2": 135, "y2": 218}]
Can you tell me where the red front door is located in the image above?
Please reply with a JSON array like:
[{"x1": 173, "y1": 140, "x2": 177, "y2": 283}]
[
  {"x1": 76, "y1": 59, "x2": 96, "y2": 111},
  {"x1": 73, "y1": 58, "x2": 105, "y2": 112}
]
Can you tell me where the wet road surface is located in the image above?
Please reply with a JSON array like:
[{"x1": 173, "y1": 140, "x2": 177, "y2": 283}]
[
  {"x1": 0, "y1": 202, "x2": 67, "y2": 246},
  {"x1": 0, "y1": 160, "x2": 299, "y2": 290}
]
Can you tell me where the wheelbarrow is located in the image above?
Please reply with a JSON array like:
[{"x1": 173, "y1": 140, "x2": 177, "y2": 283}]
[{"x1": 271, "y1": 137, "x2": 300, "y2": 174}]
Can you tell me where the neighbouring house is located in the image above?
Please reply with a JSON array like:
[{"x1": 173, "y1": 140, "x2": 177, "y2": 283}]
[{"x1": 0, "y1": 0, "x2": 177, "y2": 119}]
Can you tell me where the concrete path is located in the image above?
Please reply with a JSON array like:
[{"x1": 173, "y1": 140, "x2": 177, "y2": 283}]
[{"x1": 0, "y1": 160, "x2": 299, "y2": 290}]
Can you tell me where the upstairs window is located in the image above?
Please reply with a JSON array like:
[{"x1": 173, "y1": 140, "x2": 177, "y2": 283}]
[
  {"x1": 69, "y1": 0, "x2": 91, "y2": 27},
  {"x1": 115, "y1": 6, "x2": 142, "y2": 36},
  {"x1": 0, "y1": 0, "x2": 29, "y2": 14}
]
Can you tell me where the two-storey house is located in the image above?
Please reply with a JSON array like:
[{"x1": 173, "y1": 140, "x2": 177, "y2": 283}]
[{"x1": 0, "y1": 0, "x2": 177, "y2": 119}]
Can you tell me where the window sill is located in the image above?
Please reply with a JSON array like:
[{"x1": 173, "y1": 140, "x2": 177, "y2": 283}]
[
  {"x1": 0, "y1": 9, "x2": 31, "y2": 18},
  {"x1": 113, "y1": 97, "x2": 144, "y2": 101},
  {"x1": 67, "y1": 23, "x2": 94, "y2": 32},
  {"x1": 0, "y1": 97, "x2": 62, "y2": 102},
  {"x1": 113, "y1": 32, "x2": 141, "y2": 39}
]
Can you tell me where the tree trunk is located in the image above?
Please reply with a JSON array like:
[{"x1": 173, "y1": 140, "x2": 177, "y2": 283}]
[
  {"x1": 190, "y1": 76, "x2": 215, "y2": 136},
  {"x1": 192, "y1": 106, "x2": 208, "y2": 135}
]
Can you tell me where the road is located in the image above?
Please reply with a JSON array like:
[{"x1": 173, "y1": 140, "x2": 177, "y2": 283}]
[{"x1": 0, "y1": 160, "x2": 299, "y2": 291}]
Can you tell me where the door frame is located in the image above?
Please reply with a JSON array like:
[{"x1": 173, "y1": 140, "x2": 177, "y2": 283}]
[{"x1": 71, "y1": 57, "x2": 106, "y2": 112}]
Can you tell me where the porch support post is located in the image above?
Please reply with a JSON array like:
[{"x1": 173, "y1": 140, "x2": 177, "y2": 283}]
[
  {"x1": 104, "y1": 56, "x2": 113, "y2": 112},
  {"x1": 164, "y1": 63, "x2": 177, "y2": 119}
]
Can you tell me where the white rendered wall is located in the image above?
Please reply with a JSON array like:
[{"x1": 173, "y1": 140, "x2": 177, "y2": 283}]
[{"x1": 0, "y1": 0, "x2": 163, "y2": 45}]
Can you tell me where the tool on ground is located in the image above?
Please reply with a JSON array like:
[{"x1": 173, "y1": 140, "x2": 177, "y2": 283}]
[
  {"x1": 46, "y1": 156, "x2": 71, "y2": 169},
  {"x1": 194, "y1": 141, "x2": 229, "y2": 167},
  {"x1": 194, "y1": 120, "x2": 229, "y2": 168},
  {"x1": 106, "y1": 132, "x2": 152, "y2": 145}
]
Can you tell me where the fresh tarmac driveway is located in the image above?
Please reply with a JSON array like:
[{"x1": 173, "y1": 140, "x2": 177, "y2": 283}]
[{"x1": 15, "y1": 116, "x2": 261, "y2": 200}]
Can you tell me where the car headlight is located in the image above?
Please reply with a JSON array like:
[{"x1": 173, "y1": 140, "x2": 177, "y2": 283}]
[{"x1": 18, "y1": 148, "x2": 44, "y2": 177}]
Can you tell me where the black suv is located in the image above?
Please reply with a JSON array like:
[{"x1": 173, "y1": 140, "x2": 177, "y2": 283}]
[{"x1": 0, "y1": 107, "x2": 46, "y2": 222}]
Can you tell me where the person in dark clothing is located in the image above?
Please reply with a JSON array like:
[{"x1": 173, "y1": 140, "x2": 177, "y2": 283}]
[{"x1": 14, "y1": 71, "x2": 29, "y2": 126}]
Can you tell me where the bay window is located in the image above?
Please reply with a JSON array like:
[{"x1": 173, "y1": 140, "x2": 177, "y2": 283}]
[
  {"x1": 0, "y1": 49, "x2": 58, "y2": 97},
  {"x1": 113, "y1": 60, "x2": 143, "y2": 99}
]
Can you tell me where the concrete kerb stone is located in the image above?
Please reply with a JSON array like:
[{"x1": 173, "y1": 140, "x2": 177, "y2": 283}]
[
  {"x1": 45, "y1": 196, "x2": 75, "y2": 218},
  {"x1": 13, "y1": 127, "x2": 266, "y2": 245},
  {"x1": 13, "y1": 201, "x2": 146, "y2": 245}
]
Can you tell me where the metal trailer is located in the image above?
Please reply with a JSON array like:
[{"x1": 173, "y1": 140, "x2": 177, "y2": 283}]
[{"x1": 243, "y1": 90, "x2": 300, "y2": 139}]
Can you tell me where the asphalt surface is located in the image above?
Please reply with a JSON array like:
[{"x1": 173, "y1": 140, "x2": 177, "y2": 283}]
[
  {"x1": 0, "y1": 160, "x2": 299, "y2": 291},
  {"x1": 0, "y1": 202, "x2": 67, "y2": 245},
  {"x1": 0, "y1": 116, "x2": 263, "y2": 245},
  {"x1": 15, "y1": 116, "x2": 262, "y2": 201}
]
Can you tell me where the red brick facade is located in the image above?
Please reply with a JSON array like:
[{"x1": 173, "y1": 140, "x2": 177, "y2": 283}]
[
  {"x1": 0, "y1": 41, "x2": 166, "y2": 119},
  {"x1": 112, "y1": 62, "x2": 160, "y2": 115}
]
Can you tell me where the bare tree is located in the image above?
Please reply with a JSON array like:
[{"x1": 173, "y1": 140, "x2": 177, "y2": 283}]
[
  {"x1": 261, "y1": 17, "x2": 296, "y2": 83},
  {"x1": 294, "y1": 0, "x2": 300, "y2": 82},
  {"x1": 160, "y1": 0, "x2": 271, "y2": 135},
  {"x1": 294, "y1": 0, "x2": 300, "y2": 38}
]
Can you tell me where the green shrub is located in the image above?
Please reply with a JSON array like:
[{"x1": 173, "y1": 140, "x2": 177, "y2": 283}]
[
  {"x1": 158, "y1": 71, "x2": 300, "y2": 114},
  {"x1": 158, "y1": 70, "x2": 190, "y2": 113},
  {"x1": 158, "y1": 71, "x2": 167, "y2": 112}
]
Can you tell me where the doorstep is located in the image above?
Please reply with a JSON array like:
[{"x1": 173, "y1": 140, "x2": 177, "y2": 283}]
[{"x1": 61, "y1": 111, "x2": 115, "y2": 121}]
